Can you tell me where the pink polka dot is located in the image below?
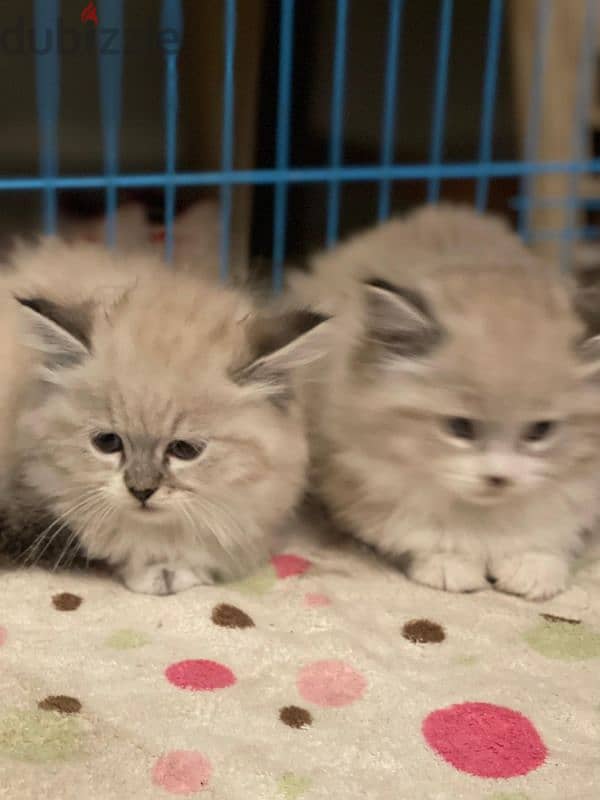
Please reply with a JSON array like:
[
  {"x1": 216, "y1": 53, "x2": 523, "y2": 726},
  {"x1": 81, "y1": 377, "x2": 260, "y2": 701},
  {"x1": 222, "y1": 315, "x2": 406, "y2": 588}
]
[
  {"x1": 165, "y1": 660, "x2": 236, "y2": 691},
  {"x1": 152, "y1": 750, "x2": 212, "y2": 795},
  {"x1": 271, "y1": 554, "x2": 312, "y2": 579},
  {"x1": 0, "y1": 627, "x2": 7, "y2": 646},
  {"x1": 304, "y1": 593, "x2": 331, "y2": 607},
  {"x1": 297, "y1": 659, "x2": 366, "y2": 707},
  {"x1": 422, "y1": 702, "x2": 547, "y2": 778}
]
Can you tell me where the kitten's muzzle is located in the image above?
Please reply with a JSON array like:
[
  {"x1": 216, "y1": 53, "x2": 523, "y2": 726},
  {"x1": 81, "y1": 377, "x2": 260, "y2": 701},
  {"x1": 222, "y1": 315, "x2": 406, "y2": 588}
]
[
  {"x1": 124, "y1": 463, "x2": 163, "y2": 507},
  {"x1": 127, "y1": 486, "x2": 158, "y2": 505},
  {"x1": 466, "y1": 474, "x2": 514, "y2": 505},
  {"x1": 484, "y1": 475, "x2": 511, "y2": 489}
]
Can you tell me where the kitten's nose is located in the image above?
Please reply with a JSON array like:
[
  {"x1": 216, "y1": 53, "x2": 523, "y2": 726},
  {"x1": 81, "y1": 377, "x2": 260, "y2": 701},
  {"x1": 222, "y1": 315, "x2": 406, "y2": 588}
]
[
  {"x1": 484, "y1": 475, "x2": 511, "y2": 489},
  {"x1": 128, "y1": 486, "x2": 157, "y2": 504}
]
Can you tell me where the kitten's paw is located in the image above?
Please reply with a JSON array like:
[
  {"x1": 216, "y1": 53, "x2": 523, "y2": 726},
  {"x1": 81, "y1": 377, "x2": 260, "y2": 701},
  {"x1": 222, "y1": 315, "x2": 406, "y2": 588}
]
[
  {"x1": 490, "y1": 552, "x2": 569, "y2": 601},
  {"x1": 407, "y1": 552, "x2": 488, "y2": 593},
  {"x1": 120, "y1": 563, "x2": 203, "y2": 596}
]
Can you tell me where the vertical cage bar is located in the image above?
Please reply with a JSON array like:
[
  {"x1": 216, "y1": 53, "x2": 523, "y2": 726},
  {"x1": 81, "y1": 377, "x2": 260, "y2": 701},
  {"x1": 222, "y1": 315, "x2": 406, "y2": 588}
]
[
  {"x1": 272, "y1": 0, "x2": 295, "y2": 292},
  {"x1": 98, "y1": 0, "x2": 124, "y2": 247},
  {"x1": 378, "y1": 0, "x2": 405, "y2": 222},
  {"x1": 160, "y1": 0, "x2": 183, "y2": 263},
  {"x1": 475, "y1": 0, "x2": 503, "y2": 211},
  {"x1": 34, "y1": 0, "x2": 61, "y2": 234},
  {"x1": 518, "y1": 0, "x2": 552, "y2": 242},
  {"x1": 427, "y1": 0, "x2": 453, "y2": 203},
  {"x1": 220, "y1": 0, "x2": 237, "y2": 282},
  {"x1": 326, "y1": 0, "x2": 349, "y2": 247},
  {"x1": 560, "y1": 0, "x2": 598, "y2": 270}
]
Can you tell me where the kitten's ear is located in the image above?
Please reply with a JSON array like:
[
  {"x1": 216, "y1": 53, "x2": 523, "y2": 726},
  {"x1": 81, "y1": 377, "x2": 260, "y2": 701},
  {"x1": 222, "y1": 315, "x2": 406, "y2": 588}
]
[
  {"x1": 16, "y1": 296, "x2": 92, "y2": 370},
  {"x1": 570, "y1": 269, "x2": 600, "y2": 380},
  {"x1": 571, "y1": 268, "x2": 600, "y2": 341},
  {"x1": 578, "y1": 333, "x2": 600, "y2": 384},
  {"x1": 363, "y1": 278, "x2": 442, "y2": 358},
  {"x1": 236, "y1": 309, "x2": 331, "y2": 393}
]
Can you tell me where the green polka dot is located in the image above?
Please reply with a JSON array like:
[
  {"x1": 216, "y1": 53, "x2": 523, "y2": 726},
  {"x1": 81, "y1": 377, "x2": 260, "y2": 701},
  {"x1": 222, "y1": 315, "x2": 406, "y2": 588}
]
[
  {"x1": 230, "y1": 565, "x2": 277, "y2": 596},
  {"x1": 105, "y1": 629, "x2": 151, "y2": 650},
  {"x1": 453, "y1": 654, "x2": 478, "y2": 666},
  {"x1": 524, "y1": 619, "x2": 600, "y2": 660},
  {"x1": 0, "y1": 710, "x2": 83, "y2": 762},
  {"x1": 572, "y1": 557, "x2": 588, "y2": 573},
  {"x1": 278, "y1": 773, "x2": 311, "y2": 799}
]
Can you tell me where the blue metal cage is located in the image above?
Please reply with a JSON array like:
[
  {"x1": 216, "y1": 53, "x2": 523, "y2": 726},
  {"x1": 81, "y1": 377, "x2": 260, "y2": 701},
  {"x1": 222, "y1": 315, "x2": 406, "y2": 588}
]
[{"x1": 7, "y1": 0, "x2": 600, "y2": 288}]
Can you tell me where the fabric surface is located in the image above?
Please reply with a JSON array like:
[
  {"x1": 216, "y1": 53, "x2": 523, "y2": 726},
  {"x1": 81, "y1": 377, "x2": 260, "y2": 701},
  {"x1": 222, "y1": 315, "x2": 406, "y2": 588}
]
[{"x1": 0, "y1": 531, "x2": 599, "y2": 800}]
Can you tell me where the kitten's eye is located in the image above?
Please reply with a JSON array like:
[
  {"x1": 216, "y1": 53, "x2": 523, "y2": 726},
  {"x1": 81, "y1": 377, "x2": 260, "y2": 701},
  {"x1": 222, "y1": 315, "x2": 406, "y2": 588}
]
[
  {"x1": 92, "y1": 432, "x2": 123, "y2": 454},
  {"x1": 444, "y1": 417, "x2": 477, "y2": 440},
  {"x1": 166, "y1": 440, "x2": 205, "y2": 461},
  {"x1": 522, "y1": 420, "x2": 557, "y2": 442}
]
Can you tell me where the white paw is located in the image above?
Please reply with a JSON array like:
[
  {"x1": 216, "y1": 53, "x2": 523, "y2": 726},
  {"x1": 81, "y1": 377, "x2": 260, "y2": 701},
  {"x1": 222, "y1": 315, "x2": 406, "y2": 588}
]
[
  {"x1": 407, "y1": 552, "x2": 488, "y2": 593},
  {"x1": 490, "y1": 552, "x2": 569, "y2": 601},
  {"x1": 120, "y1": 563, "x2": 205, "y2": 596}
]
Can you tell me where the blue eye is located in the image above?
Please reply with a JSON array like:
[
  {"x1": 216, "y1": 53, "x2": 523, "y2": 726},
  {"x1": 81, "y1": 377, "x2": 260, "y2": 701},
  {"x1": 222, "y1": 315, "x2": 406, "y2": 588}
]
[
  {"x1": 92, "y1": 432, "x2": 123, "y2": 454},
  {"x1": 166, "y1": 440, "x2": 205, "y2": 460}
]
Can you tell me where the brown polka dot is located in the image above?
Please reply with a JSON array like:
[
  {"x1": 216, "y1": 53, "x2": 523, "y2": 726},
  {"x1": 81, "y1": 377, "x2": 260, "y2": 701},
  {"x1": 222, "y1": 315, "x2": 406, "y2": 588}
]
[
  {"x1": 211, "y1": 603, "x2": 255, "y2": 629},
  {"x1": 52, "y1": 593, "x2": 82, "y2": 611},
  {"x1": 279, "y1": 706, "x2": 312, "y2": 729},
  {"x1": 402, "y1": 618, "x2": 445, "y2": 644},
  {"x1": 541, "y1": 613, "x2": 581, "y2": 625},
  {"x1": 38, "y1": 695, "x2": 82, "y2": 714}
]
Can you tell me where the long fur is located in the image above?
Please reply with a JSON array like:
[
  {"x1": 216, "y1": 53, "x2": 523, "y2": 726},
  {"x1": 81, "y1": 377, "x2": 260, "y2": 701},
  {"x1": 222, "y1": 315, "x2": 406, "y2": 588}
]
[
  {"x1": 0, "y1": 239, "x2": 329, "y2": 594},
  {"x1": 291, "y1": 204, "x2": 600, "y2": 600}
]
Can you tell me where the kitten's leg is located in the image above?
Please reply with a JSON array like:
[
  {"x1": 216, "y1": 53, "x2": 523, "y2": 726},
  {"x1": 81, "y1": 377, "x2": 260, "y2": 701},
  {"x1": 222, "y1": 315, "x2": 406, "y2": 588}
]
[
  {"x1": 489, "y1": 552, "x2": 569, "y2": 601},
  {"x1": 119, "y1": 561, "x2": 210, "y2": 596},
  {"x1": 406, "y1": 551, "x2": 489, "y2": 593}
]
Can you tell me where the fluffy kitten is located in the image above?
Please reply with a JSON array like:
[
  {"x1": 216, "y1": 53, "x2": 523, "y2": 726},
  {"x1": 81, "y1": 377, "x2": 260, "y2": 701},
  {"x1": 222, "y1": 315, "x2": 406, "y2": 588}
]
[
  {"x1": 292, "y1": 204, "x2": 600, "y2": 600},
  {"x1": 0, "y1": 240, "x2": 329, "y2": 594},
  {"x1": 59, "y1": 199, "x2": 221, "y2": 277}
]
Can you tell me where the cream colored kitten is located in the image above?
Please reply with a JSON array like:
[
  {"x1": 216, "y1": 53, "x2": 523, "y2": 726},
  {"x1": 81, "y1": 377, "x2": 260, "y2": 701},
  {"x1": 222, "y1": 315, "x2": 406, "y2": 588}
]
[
  {"x1": 0, "y1": 240, "x2": 329, "y2": 595},
  {"x1": 60, "y1": 200, "x2": 221, "y2": 278},
  {"x1": 292, "y1": 205, "x2": 600, "y2": 601}
]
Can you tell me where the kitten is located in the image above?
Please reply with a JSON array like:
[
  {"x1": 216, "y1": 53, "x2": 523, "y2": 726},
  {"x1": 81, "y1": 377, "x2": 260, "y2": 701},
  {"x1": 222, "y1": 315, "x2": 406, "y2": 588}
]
[
  {"x1": 0, "y1": 240, "x2": 329, "y2": 595},
  {"x1": 60, "y1": 203, "x2": 153, "y2": 254},
  {"x1": 59, "y1": 199, "x2": 222, "y2": 278},
  {"x1": 291, "y1": 204, "x2": 600, "y2": 600}
]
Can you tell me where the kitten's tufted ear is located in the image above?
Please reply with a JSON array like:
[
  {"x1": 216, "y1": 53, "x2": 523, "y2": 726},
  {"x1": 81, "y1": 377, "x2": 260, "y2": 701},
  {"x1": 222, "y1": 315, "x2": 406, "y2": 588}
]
[
  {"x1": 571, "y1": 267, "x2": 600, "y2": 340},
  {"x1": 363, "y1": 278, "x2": 442, "y2": 358},
  {"x1": 16, "y1": 296, "x2": 92, "y2": 371},
  {"x1": 570, "y1": 269, "x2": 600, "y2": 380},
  {"x1": 235, "y1": 309, "x2": 331, "y2": 396}
]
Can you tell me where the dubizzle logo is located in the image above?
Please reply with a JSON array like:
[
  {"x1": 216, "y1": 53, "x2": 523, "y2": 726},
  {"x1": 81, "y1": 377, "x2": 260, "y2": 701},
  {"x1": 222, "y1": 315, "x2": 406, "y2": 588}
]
[{"x1": 81, "y1": 2, "x2": 98, "y2": 27}]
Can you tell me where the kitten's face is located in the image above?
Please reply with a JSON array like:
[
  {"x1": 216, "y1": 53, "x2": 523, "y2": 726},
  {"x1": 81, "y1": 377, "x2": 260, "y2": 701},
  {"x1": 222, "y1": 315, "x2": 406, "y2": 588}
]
[
  {"x1": 416, "y1": 406, "x2": 577, "y2": 507},
  {"x1": 346, "y1": 267, "x2": 600, "y2": 508},
  {"x1": 33, "y1": 365, "x2": 298, "y2": 531},
  {"x1": 18, "y1": 276, "x2": 328, "y2": 567}
]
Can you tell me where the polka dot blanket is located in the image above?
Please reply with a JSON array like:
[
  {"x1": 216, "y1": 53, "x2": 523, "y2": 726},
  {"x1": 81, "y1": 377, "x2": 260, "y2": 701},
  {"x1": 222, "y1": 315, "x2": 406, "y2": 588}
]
[{"x1": 0, "y1": 532, "x2": 599, "y2": 799}]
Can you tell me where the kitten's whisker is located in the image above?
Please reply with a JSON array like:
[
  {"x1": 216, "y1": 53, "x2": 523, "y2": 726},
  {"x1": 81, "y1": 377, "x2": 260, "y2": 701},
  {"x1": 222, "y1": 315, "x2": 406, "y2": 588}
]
[
  {"x1": 26, "y1": 491, "x2": 106, "y2": 567},
  {"x1": 53, "y1": 497, "x2": 116, "y2": 571},
  {"x1": 19, "y1": 489, "x2": 102, "y2": 563},
  {"x1": 180, "y1": 495, "x2": 256, "y2": 565}
]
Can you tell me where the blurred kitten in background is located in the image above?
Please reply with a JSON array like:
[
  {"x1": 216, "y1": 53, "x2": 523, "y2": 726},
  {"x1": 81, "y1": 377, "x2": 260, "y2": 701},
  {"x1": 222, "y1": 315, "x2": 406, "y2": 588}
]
[
  {"x1": 291, "y1": 204, "x2": 600, "y2": 601},
  {"x1": 0, "y1": 239, "x2": 329, "y2": 594},
  {"x1": 60, "y1": 199, "x2": 222, "y2": 278}
]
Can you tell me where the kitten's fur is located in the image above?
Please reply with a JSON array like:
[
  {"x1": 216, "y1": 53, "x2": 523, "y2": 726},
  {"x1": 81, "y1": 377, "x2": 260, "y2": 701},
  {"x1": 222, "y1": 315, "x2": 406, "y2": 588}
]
[
  {"x1": 291, "y1": 205, "x2": 600, "y2": 600},
  {"x1": 0, "y1": 239, "x2": 329, "y2": 594},
  {"x1": 60, "y1": 200, "x2": 221, "y2": 277}
]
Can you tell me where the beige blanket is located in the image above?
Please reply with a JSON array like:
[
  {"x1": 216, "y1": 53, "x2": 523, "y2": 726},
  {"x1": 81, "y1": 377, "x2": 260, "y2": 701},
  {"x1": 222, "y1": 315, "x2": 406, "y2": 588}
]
[{"x1": 0, "y1": 532, "x2": 599, "y2": 800}]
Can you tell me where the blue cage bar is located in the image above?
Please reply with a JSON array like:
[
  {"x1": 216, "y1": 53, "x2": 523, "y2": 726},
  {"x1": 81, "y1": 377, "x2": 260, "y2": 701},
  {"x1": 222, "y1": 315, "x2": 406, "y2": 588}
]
[{"x1": 9, "y1": 0, "x2": 600, "y2": 286}]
